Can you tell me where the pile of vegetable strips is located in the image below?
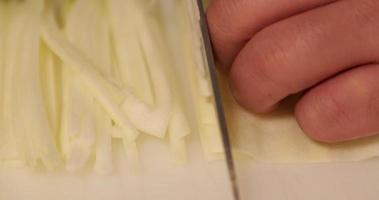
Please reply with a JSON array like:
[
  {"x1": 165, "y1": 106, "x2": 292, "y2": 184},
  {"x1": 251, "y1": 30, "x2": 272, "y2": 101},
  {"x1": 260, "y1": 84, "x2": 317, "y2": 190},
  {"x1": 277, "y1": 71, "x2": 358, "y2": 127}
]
[{"x1": 0, "y1": 0, "x2": 223, "y2": 173}]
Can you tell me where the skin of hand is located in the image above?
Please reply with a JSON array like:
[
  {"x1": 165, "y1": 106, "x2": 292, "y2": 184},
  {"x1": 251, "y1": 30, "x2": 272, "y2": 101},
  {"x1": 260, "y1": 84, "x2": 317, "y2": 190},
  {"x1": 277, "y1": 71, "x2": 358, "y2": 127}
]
[{"x1": 207, "y1": 0, "x2": 379, "y2": 143}]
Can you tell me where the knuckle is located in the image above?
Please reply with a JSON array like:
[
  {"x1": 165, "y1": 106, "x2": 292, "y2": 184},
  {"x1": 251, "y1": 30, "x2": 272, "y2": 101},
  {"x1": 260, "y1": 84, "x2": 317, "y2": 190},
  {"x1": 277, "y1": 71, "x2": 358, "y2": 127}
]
[
  {"x1": 295, "y1": 92, "x2": 350, "y2": 142},
  {"x1": 207, "y1": 0, "x2": 240, "y2": 40},
  {"x1": 248, "y1": 30, "x2": 299, "y2": 94},
  {"x1": 341, "y1": 0, "x2": 379, "y2": 47},
  {"x1": 350, "y1": 0, "x2": 379, "y2": 30},
  {"x1": 367, "y1": 86, "x2": 379, "y2": 118},
  {"x1": 230, "y1": 59, "x2": 277, "y2": 113},
  {"x1": 229, "y1": 66, "x2": 261, "y2": 112},
  {"x1": 249, "y1": 17, "x2": 323, "y2": 93},
  {"x1": 207, "y1": 0, "x2": 245, "y2": 66},
  {"x1": 230, "y1": 35, "x2": 290, "y2": 111},
  {"x1": 309, "y1": 90, "x2": 351, "y2": 129}
]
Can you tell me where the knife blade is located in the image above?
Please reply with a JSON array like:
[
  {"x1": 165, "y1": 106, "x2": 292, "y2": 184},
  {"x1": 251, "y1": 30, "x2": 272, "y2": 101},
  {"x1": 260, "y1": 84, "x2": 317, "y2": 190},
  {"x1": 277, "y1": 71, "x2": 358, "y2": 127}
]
[{"x1": 194, "y1": 1, "x2": 240, "y2": 200}]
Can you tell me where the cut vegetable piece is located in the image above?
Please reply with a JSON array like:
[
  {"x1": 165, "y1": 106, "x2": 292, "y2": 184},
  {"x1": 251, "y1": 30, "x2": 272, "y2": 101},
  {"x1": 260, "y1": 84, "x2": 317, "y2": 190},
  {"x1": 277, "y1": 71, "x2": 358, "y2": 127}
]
[
  {"x1": 0, "y1": 0, "x2": 231, "y2": 172},
  {"x1": 42, "y1": 6, "x2": 139, "y2": 141},
  {"x1": 0, "y1": 2, "x2": 5, "y2": 114},
  {"x1": 168, "y1": 104, "x2": 190, "y2": 165},
  {"x1": 173, "y1": 1, "x2": 224, "y2": 160},
  {"x1": 59, "y1": 57, "x2": 94, "y2": 170},
  {"x1": 200, "y1": 100, "x2": 219, "y2": 125},
  {"x1": 61, "y1": 0, "x2": 120, "y2": 172},
  {"x1": 111, "y1": 124, "x2": 124, "y2": 139},
  {"x1": 65, "y1": 0, "x2": 114, "y2": 76},
  {"x1": 0, "y1": 2, "x2": 22, "y2": 166},
  {"x1": 158, "y1": 0, "x2": 197, "y2": 164},
  {"x1": 108, "y1": 0, "x2": 172, "y2": 138},
  {"x1": 62, "y1": 79, "x2": 96, "y2": 171},
  {"x1": 183, "y1": 0, "x2": 212, "y2": 97},
  {"x1": 120, "y1": 1, "x2": 173, "y2": 138},
  {"x1": 39, "y1": 42, "x2": 62, "y2": 137},
  {"x1": 65, "y1": 134, "x2": 94, "y2": 171},
  {"x1": 198, "y1": 125, "x2": 224, "y2": 161},
  {"x1": 169, "y1": 138, "x2": 187, "y2": 165},
  {"x1": 106, "y1": 0, "x2": 154, "y2": 104},
  {"x1": 203, "y1": 125, "x2": 224, "y2": 153},
  {"x1": 122, "y1": 138, "x2": 140, "y2": 173},
  {"x1": 61, "y1": 0, "x2": 101, "y2": 171},
  {"x1": 169, "y1": 106, "x2": 191, "y2": 140},
  {"x1": 4, "y1": 1, "x2": 60, "y2": 169},
  {"x1": 198, "y1": 99, "x2": 224, "y2": 157},
  {"x1": 60, "y1": 70, "x2": 82, "y2": 159},
  {"x1": 158, "y1": 0, "x2": 222, "y2": 159},
  {"x1": 93, "y1": 105, "x2": 113, "y2": 174},
  {"x1": 70, "y1": 0, "x2": 114, "y2": 174},
  {"x1": 158, "y1": 0, "x2": 197, "y2": 115},
  {"x1": 197, "y1": 98, "x2": 225, "y2": 160},
  {"x1": 121, "y1": 75, "x2": 171, "y2": 138},
  {"x1": 0, "y1": 2, "x2": 6, "y2": 130}
]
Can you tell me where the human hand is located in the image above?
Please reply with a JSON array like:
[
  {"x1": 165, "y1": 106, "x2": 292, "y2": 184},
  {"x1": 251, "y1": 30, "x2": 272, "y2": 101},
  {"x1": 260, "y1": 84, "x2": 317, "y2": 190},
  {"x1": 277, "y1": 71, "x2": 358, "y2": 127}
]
[{"x1": 207, "y1": 0, "x2": 379, "y2": 143}]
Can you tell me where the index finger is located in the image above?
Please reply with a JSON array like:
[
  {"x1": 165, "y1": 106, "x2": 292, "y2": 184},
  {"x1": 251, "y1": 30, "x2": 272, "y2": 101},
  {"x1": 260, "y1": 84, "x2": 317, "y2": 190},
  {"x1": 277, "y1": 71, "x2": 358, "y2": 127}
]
[{"x1": 206, "y1": 0, "x2": 335, "y2": 69}]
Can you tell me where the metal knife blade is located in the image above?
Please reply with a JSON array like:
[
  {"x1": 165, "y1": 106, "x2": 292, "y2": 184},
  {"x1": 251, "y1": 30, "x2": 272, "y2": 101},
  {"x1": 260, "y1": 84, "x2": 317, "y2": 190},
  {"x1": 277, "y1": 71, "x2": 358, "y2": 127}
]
[{"x1": 195, "y1": 1, "x2": 240, "y2": 200}]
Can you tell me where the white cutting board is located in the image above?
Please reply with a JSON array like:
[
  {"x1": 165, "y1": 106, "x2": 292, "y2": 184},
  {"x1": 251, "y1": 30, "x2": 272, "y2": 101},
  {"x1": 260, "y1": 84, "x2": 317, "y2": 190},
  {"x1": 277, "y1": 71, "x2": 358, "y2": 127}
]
[
  {"x1": 237, "y1": 158, "x2": 379, "y2": 200},
  {"x1": 1, "y1": 136, "x2": 378, "y2": 200},
  {"x1": 0, "y1": 136, "x2": 234, "y2": 200}
]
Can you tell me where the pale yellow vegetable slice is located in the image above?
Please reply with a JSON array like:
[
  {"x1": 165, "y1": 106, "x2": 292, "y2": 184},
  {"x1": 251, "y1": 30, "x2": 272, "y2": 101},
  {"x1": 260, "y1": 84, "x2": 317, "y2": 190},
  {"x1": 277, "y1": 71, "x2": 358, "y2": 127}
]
[
  {"x1": 168, "y1": 104, "x2": 190, "y2": 165},
  {"x1": 3, "y1": 2, "x2": 32, "y2": 166},
  {"x1": 60, "y1": 70, "x2": 84, "y2": 166},
  {"x1": 0, "y1": 0, "x2": 233, "y2": 172},
  {"x1": 93, "y1": 105, "x2": 114, "y2": 174},
  {"x1": 159, "y1": 0, "x2": 195, "y2": 164},
  {"x1": 106, "y1": 0, "x2": 152, "y2": 142},
  {"x1": 106, "y1": 0, "x2": 172, "y2": 138},
  {"x1": 5, "y1": 1, "x2": 60, "y2": 169},
  {"x1": 41, "y1": 6, "x2": 139, "y2": 141},
  {"x1": 183, "y1": 0, "x2": 212, "y2": 98},
  {"x1": 122, "y1": 137, "x2": 140, "y2": 173},
  {"x1": 59, "y1": 0, "x2": 123, "y2": 172},
  {"x1": 61, "y1": 0, "x2": 102, "y2": 171},
  {"x1": 158, "y1": 0, "x2": 224, "y2": 160},
  {"x1": 106, "y1": 0, "x2": 154, "y2": 105},
  {"x1": 0, "y1": 2, "x2": 5, "y2": 115},
  {"x1": 0, "y1": 2, "x2": 23, "y2": 167},
  {"x1": 39, "y1": 43, "x2": 62, "y2": 137},
  {"x1": 180, "y1": 0, "x2": 224, "y2": 159}
]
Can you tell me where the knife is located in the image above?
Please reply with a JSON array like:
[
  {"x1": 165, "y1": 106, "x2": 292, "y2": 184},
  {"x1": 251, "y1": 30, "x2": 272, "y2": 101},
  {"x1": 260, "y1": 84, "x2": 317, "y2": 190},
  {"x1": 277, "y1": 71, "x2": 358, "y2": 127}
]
[{"x1": 195, "y1": 1, "x2": 241, "y2": 200}]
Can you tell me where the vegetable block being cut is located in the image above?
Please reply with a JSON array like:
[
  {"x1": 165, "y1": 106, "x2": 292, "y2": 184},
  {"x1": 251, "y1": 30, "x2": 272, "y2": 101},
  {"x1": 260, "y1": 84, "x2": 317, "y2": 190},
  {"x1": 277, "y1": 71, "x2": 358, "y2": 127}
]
[{"x1": 0, "y1": 0, "x2": 223, "y2": 173}]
